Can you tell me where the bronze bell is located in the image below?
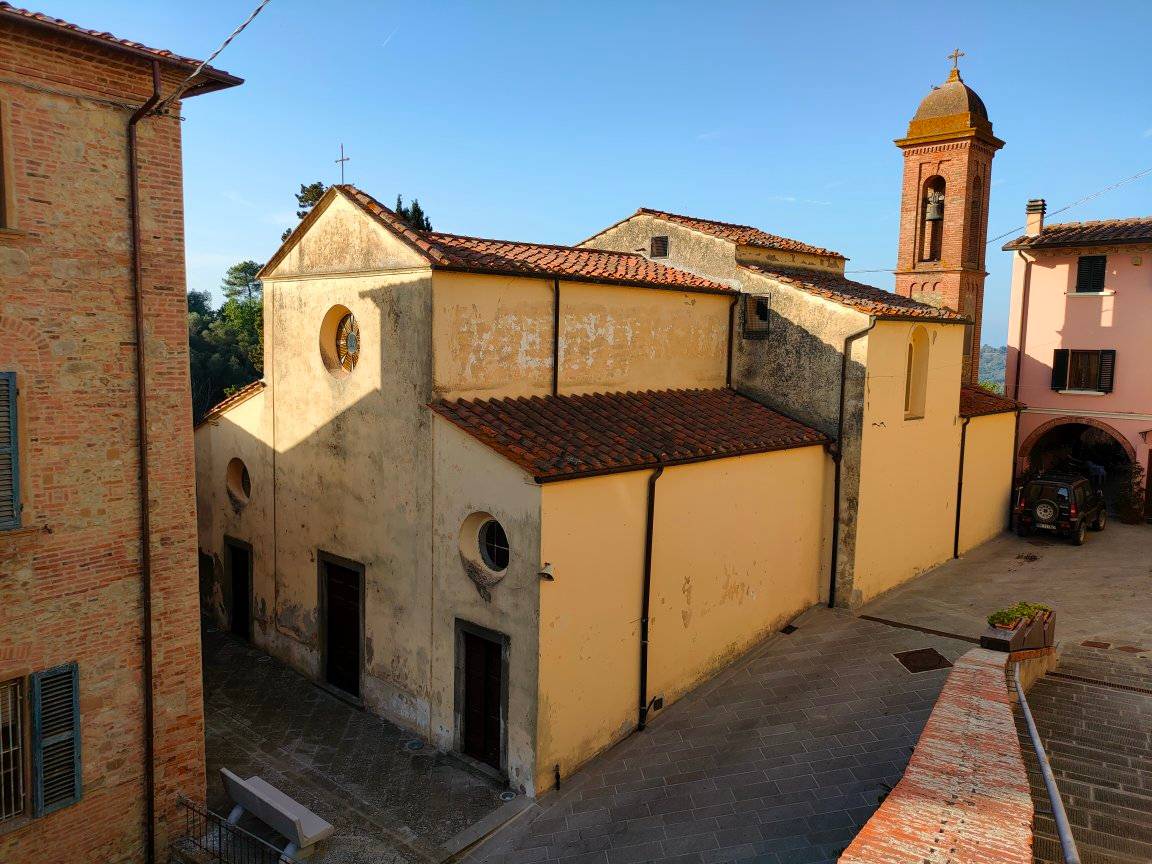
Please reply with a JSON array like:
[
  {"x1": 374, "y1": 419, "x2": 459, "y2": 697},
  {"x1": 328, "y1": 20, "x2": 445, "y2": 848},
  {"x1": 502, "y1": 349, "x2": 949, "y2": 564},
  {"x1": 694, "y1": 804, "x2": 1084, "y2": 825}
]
[{"x1": 924, "y1": 194, "x2": 944, "y2": 222}]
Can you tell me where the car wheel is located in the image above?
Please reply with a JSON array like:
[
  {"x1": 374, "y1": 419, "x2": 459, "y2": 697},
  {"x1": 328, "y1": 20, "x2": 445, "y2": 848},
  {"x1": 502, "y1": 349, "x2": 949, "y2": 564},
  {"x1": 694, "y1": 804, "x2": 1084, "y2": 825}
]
[
  {"x1": 1093, "y1": 510, "x2": 1107, "y2": 531},
  {"x1": 1073, "y1": 522, "x2": 1087, "y2": 546}
]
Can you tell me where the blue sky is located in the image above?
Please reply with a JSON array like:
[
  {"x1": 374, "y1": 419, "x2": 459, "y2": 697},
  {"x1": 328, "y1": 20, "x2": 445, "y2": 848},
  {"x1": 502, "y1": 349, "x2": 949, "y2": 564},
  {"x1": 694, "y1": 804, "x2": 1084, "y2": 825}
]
[{"x1": 48, "y1": 1, "x2": 1152, "y2": 343}]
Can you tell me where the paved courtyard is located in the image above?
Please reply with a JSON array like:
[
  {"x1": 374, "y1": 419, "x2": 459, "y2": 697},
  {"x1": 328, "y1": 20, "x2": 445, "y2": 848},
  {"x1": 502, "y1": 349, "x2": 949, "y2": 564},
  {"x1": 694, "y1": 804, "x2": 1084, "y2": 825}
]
[
  {"x1": 863, "y1": 523, "x2": 1152, "y2": 648},
  {"x1": 465, "y1": 608, "x2": 971, "y2": 864},
  {"x1": 202, "y1": 627, "x2": 519, "y2": 863}
]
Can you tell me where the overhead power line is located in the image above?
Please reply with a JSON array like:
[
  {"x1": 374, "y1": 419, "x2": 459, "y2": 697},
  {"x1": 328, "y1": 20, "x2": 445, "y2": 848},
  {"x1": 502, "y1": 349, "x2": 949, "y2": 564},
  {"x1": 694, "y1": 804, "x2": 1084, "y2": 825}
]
[
  {"x1": 845, "y1": 163, "x2": 1152, "y2": 274},
  {"x1": 154, "y1": 0, "x2": 273, "y2": 114}
]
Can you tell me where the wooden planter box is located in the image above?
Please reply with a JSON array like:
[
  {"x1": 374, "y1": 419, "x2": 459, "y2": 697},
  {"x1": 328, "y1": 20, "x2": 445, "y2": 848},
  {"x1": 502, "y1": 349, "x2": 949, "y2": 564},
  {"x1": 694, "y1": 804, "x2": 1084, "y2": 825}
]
[{"x1": 980, "y1": 610, "x2": 1055, "y2": 653}]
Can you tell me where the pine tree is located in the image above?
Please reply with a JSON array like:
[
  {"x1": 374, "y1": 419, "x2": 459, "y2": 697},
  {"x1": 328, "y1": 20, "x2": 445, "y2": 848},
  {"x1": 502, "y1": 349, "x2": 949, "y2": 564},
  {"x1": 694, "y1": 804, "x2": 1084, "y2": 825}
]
[
  {"x1": 220, "y1": 260, "x2": 263, "y2": 302},
  {"x1": 394, "y1": 194, "x2": 433, "y2": 232},
  {"x1": 282, "y1": 181, "x2": 329, "y2": 240}
]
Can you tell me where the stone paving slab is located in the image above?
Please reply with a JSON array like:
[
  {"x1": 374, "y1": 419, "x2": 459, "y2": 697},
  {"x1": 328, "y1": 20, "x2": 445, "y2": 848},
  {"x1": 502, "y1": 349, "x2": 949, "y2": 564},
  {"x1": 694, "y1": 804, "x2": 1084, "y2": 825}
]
[
  {"x1": 464, "y1": 608, "x2": 972, "y2": 864},
  {"x1": 202, "y1": 626, "x2": 512, "y2": 863}
]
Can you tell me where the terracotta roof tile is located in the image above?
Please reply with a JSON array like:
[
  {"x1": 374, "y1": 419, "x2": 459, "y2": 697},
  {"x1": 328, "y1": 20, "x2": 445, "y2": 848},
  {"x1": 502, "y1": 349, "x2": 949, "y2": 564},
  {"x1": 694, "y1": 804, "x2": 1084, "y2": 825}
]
[
  {"x1": 959, "y1": 386, "x2": 1021, "y2": 418},
  {"x1": 194, "y1": 379, "x2": 265, "y2": 428},
  {"x1": 636, "y1": 209, "x2": 844, "y2": 258},
  {"x1": 340, "y1": 186, "x2": 732, "y2": 294},
  {"x1": 430, "y1": 388, "x2": 828, "y2": 482},
  {"x1": 742, "y1": 265, "x2": 966, "y2": 321},
  {"x1": 0, "y1": 2, "x2": 242, "y2": 91},
  {"x1": 1003, "y1": 215, "x2": 1152, "y2": 250}
]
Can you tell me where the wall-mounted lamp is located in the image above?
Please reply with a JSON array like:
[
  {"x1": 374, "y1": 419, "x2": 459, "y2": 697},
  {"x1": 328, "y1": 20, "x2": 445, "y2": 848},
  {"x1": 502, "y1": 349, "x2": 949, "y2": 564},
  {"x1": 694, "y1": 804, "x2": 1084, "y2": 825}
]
[{"x1": 538, "y1": 562, "x2": 554, "y2": 581}]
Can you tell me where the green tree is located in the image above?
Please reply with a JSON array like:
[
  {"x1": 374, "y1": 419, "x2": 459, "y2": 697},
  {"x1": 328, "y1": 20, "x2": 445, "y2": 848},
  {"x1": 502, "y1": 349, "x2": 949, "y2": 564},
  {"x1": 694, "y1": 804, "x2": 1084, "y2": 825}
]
[
  {"x1": 282, "y1": 181, "x2": 329, "y2": 240},
  {"x1": 395, "y1": 194, "x2": 433, "y2": 231},
  {"x1": 221, "y1": 260, "x2": 263, "y2": 302}
]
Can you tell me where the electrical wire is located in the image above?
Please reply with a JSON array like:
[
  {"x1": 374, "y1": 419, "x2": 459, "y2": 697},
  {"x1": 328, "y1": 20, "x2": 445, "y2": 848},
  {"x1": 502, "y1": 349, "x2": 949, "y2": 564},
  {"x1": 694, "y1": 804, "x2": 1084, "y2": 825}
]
[
  {"x1": 153, "y1": 0, "x2": 272, "y2": 114},
  {"x1": 845, "y1": 163, "x2": 1152, "y2": 274}
]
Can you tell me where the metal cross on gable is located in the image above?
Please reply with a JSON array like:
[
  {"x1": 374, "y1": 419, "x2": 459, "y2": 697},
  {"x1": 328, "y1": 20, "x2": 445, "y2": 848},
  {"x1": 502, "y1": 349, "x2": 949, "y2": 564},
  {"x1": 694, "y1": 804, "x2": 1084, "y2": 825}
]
[
  {"x1": 335, "y1": 143, "x2": 350, "y2": 184},
  {"x1": 948, "y1": 48, "x2": 965, "y2": 70}
]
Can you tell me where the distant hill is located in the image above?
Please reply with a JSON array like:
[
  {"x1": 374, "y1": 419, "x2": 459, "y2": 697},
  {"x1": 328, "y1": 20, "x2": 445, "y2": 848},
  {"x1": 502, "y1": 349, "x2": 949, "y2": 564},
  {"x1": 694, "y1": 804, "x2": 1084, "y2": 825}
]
[{"x1": 979, "y1": 345, "x2": 1007, "y2": 392}]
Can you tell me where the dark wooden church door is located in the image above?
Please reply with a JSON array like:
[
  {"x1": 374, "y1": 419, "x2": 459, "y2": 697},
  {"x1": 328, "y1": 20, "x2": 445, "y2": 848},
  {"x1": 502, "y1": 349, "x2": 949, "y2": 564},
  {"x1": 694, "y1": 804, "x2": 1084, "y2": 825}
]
[
  {"x1": 323, "y1": 561, "x2": 361, "y2": 698},
  {"x1": 462, "y1": 631, "x2": 503, "y2": 770}
]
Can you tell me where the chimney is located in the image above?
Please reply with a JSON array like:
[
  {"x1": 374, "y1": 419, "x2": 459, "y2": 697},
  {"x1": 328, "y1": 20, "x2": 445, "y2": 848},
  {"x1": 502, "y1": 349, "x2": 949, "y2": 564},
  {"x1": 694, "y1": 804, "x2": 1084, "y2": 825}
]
[{"x1": 1026, "y1": 199, "x2": 1046, "y2": 237}]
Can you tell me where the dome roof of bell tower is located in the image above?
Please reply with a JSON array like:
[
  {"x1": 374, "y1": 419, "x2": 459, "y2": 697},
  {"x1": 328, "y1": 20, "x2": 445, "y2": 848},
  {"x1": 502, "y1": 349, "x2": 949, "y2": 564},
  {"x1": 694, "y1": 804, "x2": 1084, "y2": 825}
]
[{"x1": 913, "y1": 68, "x2": 989, "y2": 122}]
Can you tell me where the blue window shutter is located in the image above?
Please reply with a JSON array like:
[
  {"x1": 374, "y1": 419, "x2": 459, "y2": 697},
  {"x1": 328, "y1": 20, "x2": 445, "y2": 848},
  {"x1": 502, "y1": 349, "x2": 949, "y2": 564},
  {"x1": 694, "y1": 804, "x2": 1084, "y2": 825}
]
[
  {"x1": 0, "y1": 371, "x2": 18, "y2": 529},
  {"x1": 31, "y1": 663, "x2": 82, "y2": 816}
]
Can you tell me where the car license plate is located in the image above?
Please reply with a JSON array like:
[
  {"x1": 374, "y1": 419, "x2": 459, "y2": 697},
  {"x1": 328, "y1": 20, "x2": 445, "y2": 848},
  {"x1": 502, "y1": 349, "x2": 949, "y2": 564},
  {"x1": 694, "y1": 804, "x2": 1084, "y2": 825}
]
[{"x1": 1036, "y1": 523, "x2": 1056, "y2": 531}]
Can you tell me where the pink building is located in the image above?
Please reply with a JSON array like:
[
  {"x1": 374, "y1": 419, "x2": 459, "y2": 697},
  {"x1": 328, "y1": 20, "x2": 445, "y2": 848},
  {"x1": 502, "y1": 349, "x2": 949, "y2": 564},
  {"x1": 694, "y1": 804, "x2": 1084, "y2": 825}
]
[{"x1": 1004, "y1": 200, "x2": 1152, "y2": 514}]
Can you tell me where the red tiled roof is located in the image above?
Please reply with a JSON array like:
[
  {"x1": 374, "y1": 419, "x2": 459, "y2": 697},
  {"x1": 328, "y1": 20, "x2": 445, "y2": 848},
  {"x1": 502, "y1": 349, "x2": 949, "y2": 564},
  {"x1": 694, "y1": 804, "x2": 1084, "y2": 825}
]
[
  {"x1": 430, "y1": 388, "x2": 828, "y2": 482},
  {"x1": 741, "y1": 265, "x2": 966, "y2": 321},
  {"x1": 1003, "y1": 216, "x2": 1152, "y2": 250},
  {"x1": 0, "y1": 3, "x2": 243, "y2": 95},
  {"x1": 339, "y1": 186, "x2": 732, "y2": 294},
  {"x1": 959, "y1": 386, "x2": 1021, "y2": 418},
  {"x1": 194, "y1": 380, "x2": 265, "y2": 429},
  {"x1": 588, "y1": 208, "x2": 844, "y2": 259}
]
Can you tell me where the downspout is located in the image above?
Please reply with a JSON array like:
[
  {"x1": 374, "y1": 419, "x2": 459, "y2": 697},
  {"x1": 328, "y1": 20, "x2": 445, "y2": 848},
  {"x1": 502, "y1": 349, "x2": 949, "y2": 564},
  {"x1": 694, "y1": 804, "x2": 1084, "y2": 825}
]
[
  {"x1": 1008, "y1": 252, "x2": 1033, "y2": 524},
  {"x1": 128, "y1": 59, "x2": 163, "y2": 864},
  {"x1": 551, "y1": 279, "x2": 560, "y2": 396},
  {"x1": 637, "y1": 465, "x2": 664, "y2": 731},
  {"x1": 725, "y1": 294, "x2": 740, "y2": 388},
  {"x1": 954, "y1": 416, "x2": 971, "y2": 558},
  {"x1": 828, "y1": 318, "x2": 878, "y2": 609}
]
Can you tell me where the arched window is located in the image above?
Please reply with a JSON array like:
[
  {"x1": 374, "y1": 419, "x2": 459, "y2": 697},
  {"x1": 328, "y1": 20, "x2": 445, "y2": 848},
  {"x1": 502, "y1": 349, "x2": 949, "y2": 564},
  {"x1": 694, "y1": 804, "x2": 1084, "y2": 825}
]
[
  {"x1": 904, "y1": 326, "x2": 929, "y2": 420},
  {"x1": 920, "y1": 176, "x2": 945, "y2": 263},
  {"x1": 967, "y1": 174, "x2": 984, "y2": 264}
]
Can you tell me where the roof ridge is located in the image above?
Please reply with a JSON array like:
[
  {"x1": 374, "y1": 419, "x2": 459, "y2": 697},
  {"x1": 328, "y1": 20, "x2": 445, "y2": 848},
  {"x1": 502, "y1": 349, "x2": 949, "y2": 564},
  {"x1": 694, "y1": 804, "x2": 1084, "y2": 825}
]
[
  {"x1": 429, "y1": 231, "x2": 646, "y2": 259},
  {"x1": 638, "y1": 207, "x2": 763, "y2": 233},
  {"x1": 1043, "y1": 215, "x2": 1152, "y2": 229}
]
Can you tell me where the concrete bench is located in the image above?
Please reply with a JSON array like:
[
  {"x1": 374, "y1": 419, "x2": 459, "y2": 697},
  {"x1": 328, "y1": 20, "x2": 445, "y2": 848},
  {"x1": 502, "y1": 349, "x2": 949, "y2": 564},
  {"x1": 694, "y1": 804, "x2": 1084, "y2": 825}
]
[{"x1": 221, "y1": 768, "x2": 335, "y2": 859}]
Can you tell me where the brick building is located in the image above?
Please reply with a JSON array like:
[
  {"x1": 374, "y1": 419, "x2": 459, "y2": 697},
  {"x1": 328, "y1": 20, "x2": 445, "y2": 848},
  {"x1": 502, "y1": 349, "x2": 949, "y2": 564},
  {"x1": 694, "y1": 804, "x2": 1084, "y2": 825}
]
[{"x1": 0, "y1": 5, "x2": 240, "y2": 862}]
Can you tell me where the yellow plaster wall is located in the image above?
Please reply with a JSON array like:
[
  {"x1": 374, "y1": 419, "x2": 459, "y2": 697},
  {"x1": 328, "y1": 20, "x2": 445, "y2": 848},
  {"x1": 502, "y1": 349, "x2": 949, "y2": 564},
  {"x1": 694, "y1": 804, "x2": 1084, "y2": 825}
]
[
  {"x1": 432, "y1": 272, "x2": 730, "y2": 401},
  {"x1": 536, "y1": 446, "x2": 828, "y2": 792},
  {"x1": 851, "y1": 321, "x2": 964, "y2": 604},
  {"x1": 959, "y1": 411, "x2": 1016, "y2": 554}
]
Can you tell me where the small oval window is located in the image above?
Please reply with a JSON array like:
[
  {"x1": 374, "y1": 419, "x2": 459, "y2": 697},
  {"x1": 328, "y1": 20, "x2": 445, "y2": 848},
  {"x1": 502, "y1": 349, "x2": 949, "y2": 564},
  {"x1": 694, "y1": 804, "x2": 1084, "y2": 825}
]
[
  {"x1": 226, "y1": 458, "x2": 251, "y2": 505},
  {"x1": 478, "y1": 519, "x2": 509, "y2": 572}
]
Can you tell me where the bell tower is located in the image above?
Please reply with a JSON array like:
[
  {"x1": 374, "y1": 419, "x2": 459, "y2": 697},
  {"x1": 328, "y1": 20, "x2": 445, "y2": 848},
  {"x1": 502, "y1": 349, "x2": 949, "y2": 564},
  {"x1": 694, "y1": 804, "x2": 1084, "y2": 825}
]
[{"x1": 894, "y1": 51, "x2": 1003, "y2": 383}]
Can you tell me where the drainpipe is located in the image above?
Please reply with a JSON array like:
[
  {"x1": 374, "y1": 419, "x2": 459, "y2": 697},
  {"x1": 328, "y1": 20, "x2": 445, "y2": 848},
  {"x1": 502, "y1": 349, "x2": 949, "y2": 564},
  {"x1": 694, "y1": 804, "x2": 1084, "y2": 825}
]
[
  {"x1": 725, "y1": 294, "x2": 740, "y2": 388},
  {"x1": 827, "y1": 318, "x2": 878, "y2": 609},
  {"x1": 1011, "y1": 252, "x2": 1033, "y2": 401},
  {"x1": 954, "y1": 416, "x2": 971, "y2": 558},
  {"x1": 551, "y1": 279, "x2": 560, "y2": 396},
  {"x1": 128, "y1": 59, "x2": 163, "y2": 864},
  {"x1": 637, "y1": 465, "x2": 664, "y2": 731}
]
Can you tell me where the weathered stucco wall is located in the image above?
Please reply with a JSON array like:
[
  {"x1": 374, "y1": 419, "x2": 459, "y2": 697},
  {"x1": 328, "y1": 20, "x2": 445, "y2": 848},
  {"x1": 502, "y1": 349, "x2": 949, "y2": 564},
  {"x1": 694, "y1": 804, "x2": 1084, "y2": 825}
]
[
  {"x1": 430, "y1": 420, "x2": 542, "y2": 793},
  {"x1": 733, "y1": 273, "x2": 869, "y2": 437},
  {"x1": 959, "y1": 411, "x2": 1016, "y2": 554},
  {"x1": 432, "y1": 272, "x2": 730, "y2": 401},
  {"x1": 581, "y1": 213, "x2": 743, "y2": 286},
  {"x1": 851, "y1": 321, "x2": 964, "y2": 604},
  {"x1": 194, "y1": 389, "x2": 272, "y2": 631},
  {"x1": 536, "y1": 446, "x2": 829, "y2": 793}
]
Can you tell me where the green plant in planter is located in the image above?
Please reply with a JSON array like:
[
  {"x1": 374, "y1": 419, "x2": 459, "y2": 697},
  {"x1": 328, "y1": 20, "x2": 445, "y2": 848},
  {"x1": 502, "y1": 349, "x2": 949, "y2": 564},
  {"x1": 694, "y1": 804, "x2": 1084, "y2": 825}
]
[
  {"x1": 1117, "y1": 461, "x2": 1147, "y2": 524},
  {"x1": 987, "y1": 602, "x2": 1052, "y2": 629}
]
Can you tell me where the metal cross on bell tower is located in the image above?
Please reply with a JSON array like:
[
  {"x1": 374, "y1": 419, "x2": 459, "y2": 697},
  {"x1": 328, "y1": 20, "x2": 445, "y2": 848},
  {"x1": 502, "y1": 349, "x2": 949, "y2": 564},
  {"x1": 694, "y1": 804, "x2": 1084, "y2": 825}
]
[
  {"x1": 335, "y1": 143, "x2": 350, "y2": 184},
  {"x1": 947, "y1": 47, "x2": 965, "y2": 70}
]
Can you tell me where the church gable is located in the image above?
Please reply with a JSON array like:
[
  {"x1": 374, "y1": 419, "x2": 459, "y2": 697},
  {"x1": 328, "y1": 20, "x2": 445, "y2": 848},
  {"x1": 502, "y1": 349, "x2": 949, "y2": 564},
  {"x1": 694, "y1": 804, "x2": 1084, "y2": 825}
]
[{"x1": 262, "y1": 189, "x2": 431, "y2": 279}]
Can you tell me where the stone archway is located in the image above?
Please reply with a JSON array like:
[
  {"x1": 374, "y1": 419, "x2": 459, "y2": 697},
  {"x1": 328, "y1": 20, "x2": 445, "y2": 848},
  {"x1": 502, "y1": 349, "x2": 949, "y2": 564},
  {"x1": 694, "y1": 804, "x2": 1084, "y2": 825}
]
[{"x1": 1019, "y1": 416, "x2": 1137, "y2": 465}]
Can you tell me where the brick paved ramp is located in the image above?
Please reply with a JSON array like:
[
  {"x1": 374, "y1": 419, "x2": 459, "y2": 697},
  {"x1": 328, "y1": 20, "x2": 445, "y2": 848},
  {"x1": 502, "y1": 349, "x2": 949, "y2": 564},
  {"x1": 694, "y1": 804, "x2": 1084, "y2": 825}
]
[
  {"x1": 202, "y1": 627, "x2": 514, "y2": 864},
  {"x1": 465, "y1": 609, "x2": 972, "y2": 864},
  {"x1": 1020, "y1": 645, "x2": 1152, "y2": 864}
]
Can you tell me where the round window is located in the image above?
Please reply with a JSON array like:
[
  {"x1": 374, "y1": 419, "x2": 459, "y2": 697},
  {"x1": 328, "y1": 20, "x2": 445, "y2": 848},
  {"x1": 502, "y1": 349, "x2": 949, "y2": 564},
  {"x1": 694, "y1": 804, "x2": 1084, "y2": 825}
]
[
  {"x1": 226, "y1": 458, "x2": 251, "y2": 505},
  {"x1": 319, "y1": 305, "x2": 360, "y2": 377},
  {"x1": 478, "y1": 519, "x2": 509, "y2": 572}
]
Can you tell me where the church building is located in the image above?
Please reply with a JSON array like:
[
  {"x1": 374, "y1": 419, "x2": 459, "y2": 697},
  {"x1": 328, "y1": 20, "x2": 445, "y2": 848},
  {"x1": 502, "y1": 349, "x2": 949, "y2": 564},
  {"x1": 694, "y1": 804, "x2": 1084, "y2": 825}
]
[{"x1": 193, "y1": 60, "x2": 1019, "y2": 795}]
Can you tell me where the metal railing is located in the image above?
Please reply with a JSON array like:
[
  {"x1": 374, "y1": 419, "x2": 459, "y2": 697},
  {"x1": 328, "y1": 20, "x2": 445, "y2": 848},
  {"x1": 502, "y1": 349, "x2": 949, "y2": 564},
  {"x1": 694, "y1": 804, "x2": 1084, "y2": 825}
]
[
  {"x1": 172, "y1": 796, "x2": 295, "y2": 864},
  {"x1": 1012, "y1": 663, "x2": 1081, "y2": 864}
]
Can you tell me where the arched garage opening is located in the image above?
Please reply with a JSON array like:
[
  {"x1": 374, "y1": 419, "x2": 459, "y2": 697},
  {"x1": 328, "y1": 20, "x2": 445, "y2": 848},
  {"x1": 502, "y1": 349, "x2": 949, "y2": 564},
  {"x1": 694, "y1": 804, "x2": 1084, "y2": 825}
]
[{"x1": 1020, "y1": 418, "x2": 1136, "y2": 512}]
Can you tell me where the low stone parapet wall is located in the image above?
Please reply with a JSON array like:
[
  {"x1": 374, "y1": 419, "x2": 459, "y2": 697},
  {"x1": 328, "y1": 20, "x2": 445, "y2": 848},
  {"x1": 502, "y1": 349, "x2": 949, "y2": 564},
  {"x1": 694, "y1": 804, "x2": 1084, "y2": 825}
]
[{"x1": 839, "y1": 648, "x2": 1033, "y2": 864}]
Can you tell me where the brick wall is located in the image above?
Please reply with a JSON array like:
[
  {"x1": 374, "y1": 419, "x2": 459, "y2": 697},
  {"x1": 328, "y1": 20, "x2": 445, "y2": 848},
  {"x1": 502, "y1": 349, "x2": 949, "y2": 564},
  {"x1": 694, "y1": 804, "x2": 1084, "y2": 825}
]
[
  {"x1": 839, "y1": 649, "x2": 1033, "y2": 864},
  {"x1": 0, "y1": 22, "x2": 210, "y2": 864}
]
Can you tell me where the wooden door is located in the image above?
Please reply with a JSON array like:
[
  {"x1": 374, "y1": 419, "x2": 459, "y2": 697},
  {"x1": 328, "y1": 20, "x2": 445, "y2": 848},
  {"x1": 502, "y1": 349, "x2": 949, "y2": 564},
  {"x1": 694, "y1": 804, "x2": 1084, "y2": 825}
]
[
  {"x1": 228, "y1": 544, "x2": 251, "y2": 641},
  {"x1": 323, "y1": 562, "x2": 361, "y2": 698},
  {"x1": 462, "y1": 631, "x2": 503, "y2": 769}
]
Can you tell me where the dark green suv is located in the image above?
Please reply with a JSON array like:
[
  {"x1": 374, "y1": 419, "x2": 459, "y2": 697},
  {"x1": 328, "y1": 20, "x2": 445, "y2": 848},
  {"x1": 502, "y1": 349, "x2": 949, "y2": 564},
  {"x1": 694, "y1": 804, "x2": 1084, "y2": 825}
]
[{"x1": 1014, "y1": 472, "x2": 1106, "y2": 545}]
